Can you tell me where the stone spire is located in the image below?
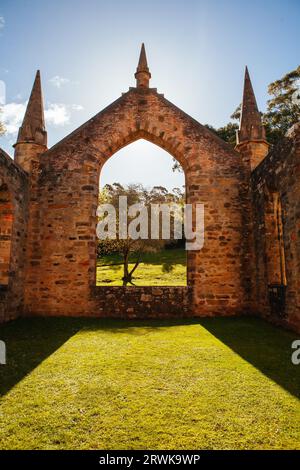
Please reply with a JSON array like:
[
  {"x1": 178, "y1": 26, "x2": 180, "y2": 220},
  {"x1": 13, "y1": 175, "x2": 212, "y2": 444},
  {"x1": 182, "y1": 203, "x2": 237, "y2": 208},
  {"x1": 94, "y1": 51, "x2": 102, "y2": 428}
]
[
  {"x1": 135, "y1": 43, "x2": 151, "y2": 88},
  {"x1": 14, "y1": 70, "x2": 47, "y2": 172},
  {"x1": 235, "y1": 66, "x2": 269, "y2": 170},
  {"x1": 16, "y1": 70, "x2": 47, "y2": 146},
  {"x1": 237, "y1": 66, "x2": 266, "y2": 144}
]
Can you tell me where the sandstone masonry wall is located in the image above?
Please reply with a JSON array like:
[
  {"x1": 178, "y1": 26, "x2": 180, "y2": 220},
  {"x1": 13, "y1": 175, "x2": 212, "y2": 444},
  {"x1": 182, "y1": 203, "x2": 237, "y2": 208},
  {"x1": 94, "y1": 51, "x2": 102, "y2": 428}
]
[
  {"x1": 23, "y1": 88, "x2": 255, "y2": 318},
  {"x1": 251, "y1": 124, "x2": 300, "y2": 331},
  {"x1": 2, "y1": 76, "x2": 298, "y2": 329},
  {"x1": 0, "y1": 150, "x2": 29, "y2": 323},
  {"x1": 88, "y1": 286, "x2": 190, "y2": 319}
]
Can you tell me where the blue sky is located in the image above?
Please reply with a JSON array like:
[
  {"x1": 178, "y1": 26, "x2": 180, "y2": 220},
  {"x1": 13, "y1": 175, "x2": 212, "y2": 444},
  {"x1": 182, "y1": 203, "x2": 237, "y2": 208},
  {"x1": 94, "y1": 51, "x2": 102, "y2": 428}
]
[{"x1": 0, "y1": 0, "x2": 299, "y2": 189}]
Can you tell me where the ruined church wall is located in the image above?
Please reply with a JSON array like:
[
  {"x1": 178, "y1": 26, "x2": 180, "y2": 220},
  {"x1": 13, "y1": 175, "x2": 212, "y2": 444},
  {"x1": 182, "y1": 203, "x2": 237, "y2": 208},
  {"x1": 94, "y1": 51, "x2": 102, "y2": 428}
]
[
  {"x1": 251, "y1": 125, "x2": 300, "y2": 332},
  {"x1": 0, "y1": 150, "x2": 29, "y2": 323},
  {"x1": 23, "y1": 88, "x2": 255, "y2": 318}
]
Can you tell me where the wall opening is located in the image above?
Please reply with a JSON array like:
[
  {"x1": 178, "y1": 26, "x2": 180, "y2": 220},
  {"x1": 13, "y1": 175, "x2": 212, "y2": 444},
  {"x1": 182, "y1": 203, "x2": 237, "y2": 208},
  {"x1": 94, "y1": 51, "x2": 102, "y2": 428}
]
[
  {"x1": 0, "y1": 183, "x2": 14, "y2": 286},
  {"x1": 96, "y1": 139, "x2": 187, "y2": 287},
  {"x1": 264, "y1": 190, "x2": 287, "y2": 316}
]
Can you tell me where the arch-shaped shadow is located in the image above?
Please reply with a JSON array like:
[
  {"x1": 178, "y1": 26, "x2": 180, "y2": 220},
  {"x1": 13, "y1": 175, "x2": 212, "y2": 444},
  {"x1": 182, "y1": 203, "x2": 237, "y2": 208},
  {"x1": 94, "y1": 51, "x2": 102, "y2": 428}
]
[
  {"x1": 0, "y1": 317, "x2": 298, "y2": 400},
  {"x1": 199, "y1": 316, "x2": 300, "y2": 399},
  {"x1": 0, "y1": 318, "x2": 82, "y2": 397}
]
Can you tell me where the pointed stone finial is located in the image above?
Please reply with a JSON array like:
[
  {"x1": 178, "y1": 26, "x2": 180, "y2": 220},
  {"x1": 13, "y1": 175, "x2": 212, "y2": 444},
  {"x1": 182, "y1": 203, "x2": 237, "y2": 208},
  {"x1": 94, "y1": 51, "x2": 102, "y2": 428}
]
[
  {"x1": 135, "y1": 43, "x2": 151, "y2": 88},
  {"x1": 15, "y1": 70, "x2": 47, "y2": 146},
  {"x1": 237, "y1": 66, "x2": 266, "y2": 144},
  {"x1": 14, "y1": 70, "x2": 47, "y2": 172},
  {"x1": 235, "y1": 66, "x2": 269, "y2": 170}
]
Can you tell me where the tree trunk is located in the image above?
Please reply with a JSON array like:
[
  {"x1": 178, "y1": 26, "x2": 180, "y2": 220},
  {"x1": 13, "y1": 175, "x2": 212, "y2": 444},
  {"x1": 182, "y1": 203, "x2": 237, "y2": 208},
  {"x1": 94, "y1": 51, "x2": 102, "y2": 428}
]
[
  {"x1": 122, "y1": 249, "x2": 142, "y2": 286},
  {"x1": 122, "y1": 250, "x2": 129, "y2": 286}
]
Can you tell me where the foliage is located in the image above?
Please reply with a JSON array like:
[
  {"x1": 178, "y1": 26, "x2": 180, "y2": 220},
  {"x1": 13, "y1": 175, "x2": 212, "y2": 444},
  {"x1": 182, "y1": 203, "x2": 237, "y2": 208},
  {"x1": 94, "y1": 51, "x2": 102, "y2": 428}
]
[
  {"x1": 171, "y1": 159, "x2": 183, "y2": 173},
  {"x1": 204, "y1": 122, "x2": 238, "y2": 146},
  {"x1": 98, "y1": 183, "x2": 185, "y2": 285},
  {"x1": 96, "y1": 248, "x2": 187, "y2": 286},
  {"x1": 0, "y1": 108, "x2": 5, "y2": 135},
  {"x1": 263, "y1": 65, "x2": 300, "y2": 144},
  {"x1": 172, "y1": 65, "x2": 300, "y2": 171}
]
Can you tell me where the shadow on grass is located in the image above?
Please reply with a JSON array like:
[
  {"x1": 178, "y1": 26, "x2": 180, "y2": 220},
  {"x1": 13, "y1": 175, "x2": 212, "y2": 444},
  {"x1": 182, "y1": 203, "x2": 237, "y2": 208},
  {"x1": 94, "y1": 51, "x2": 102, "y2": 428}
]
[
  {"x1": 199, "y1": 316, "x2": 300, "y2": 399},
  {"x1": 0, "y1": 318, "x2": 83, "y2": 397},
  {"x1": 83, "y1": 316, "x2": 300, "y2": 399},
  {"x1": 0, "y1": 317, "x2": 189, "y2": 397},
  {"x1": 0, "y1": 316, "x2": 298, "y2": 400}
]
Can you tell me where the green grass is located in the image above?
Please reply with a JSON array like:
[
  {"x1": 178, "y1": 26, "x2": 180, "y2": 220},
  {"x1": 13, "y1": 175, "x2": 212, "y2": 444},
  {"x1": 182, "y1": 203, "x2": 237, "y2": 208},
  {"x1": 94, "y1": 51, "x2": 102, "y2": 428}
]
[
  {"x1": 0, "y1": 317, "x2": 299, "y2": 450},
  {"x1": 96, "y1": 248, "x2": 187, "y2": 286}
]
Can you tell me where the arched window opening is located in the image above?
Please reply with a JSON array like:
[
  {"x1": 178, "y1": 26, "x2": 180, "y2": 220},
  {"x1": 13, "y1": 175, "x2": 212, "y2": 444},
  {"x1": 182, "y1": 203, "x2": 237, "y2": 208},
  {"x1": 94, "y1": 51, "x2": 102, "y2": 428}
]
[
  {"x1": 264, "y1": 191, "x2": 287, "y2": 286},
  {"x1": 96, "y1": 139, "x2": 187, "y2": 287},
  {"x1": 0, "y1": 183, "x2": 14, "y2": 286},
  {"x1": 264, "y1": 190, "x2": 287, "y2": 316}
]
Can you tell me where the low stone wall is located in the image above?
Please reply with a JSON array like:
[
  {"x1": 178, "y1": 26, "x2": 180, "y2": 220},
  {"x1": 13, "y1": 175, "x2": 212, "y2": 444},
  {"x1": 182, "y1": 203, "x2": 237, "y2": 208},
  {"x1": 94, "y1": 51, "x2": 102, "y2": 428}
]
[{"x1": 93, "y1": 286, "x2": 192, "y2": 318}]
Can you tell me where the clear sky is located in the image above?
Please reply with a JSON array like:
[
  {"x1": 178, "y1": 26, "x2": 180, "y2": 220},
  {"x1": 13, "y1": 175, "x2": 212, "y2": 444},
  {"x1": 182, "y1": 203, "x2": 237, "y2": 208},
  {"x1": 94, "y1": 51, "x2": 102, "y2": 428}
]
[{"x1": 0, "y1": 0, "x2": 299, "y2": 189}]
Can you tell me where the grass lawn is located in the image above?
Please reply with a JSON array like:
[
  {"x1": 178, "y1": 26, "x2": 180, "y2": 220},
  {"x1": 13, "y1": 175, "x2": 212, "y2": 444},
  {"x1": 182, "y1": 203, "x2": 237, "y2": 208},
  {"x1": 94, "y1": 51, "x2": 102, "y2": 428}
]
[
  {"x1": 96, "y1": 248, "x2": 187, "y2": 286},
  {"x1": 0, "y1": 316, "x2": 299, "y2": 450}
]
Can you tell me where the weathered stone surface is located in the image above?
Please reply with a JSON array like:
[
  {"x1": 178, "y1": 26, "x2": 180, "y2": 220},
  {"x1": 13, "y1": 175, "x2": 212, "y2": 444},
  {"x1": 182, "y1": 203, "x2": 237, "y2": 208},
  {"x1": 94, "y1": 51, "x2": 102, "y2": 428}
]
[
  {"x1": 236, "y1": 67, "x2": 269, "y2": 170},
  {"x1": 0, "y1": 50, "x2": 298, "y2": 332},
  {"x1": 19, "y1": 85, "x2": 254, "y2": 319},
  {"x1": 251, "y1": 123, "x2": 300, "y2": 332},
  {"x1": 93, "y1": 286, "x2": 191, "y2": 318},
  {"x1": 14, "y1": 70, "x2": 47, "y2": 173},
  {"x1": 0, "y1": 149, "x2": 29, "y2": 322}
]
